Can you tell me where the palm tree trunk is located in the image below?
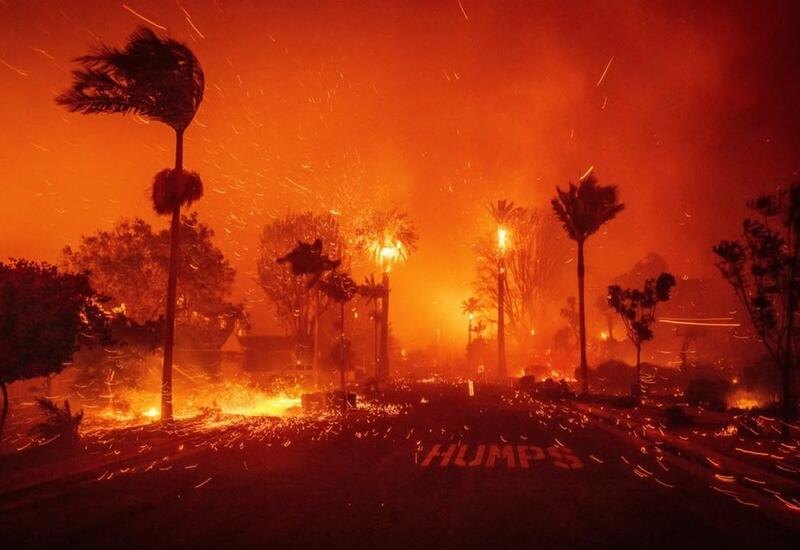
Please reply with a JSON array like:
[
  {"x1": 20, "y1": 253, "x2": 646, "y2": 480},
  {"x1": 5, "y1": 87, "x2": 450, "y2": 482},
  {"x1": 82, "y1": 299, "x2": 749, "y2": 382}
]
[
  {"x1": 161, "y1": 129, "x2": 184, "y2": 423},
  {"x1": 635, "y1": 343, "x2": 642, "y2": 400},
  {"x1": 379, "y1": 272, "x2": 390, "y2": 381},
  {"x1": 577, "y1": 240, "x2": 588, "y2": 395},
  {"x1": 0, "y1": 382, "x2": 8, "y2": 442},
  {"x1": 467, "y1": 317, "x2": 473, "y2": 373},
  {"x1": 340, "y1": 301, "x2": 347, "y2": 411},
  {"x1": 313, "y1": 290, "x2": 320, "y2": 389},
  {"x1": 497, "y1": 258, "x2": 507, "y2": 380}
]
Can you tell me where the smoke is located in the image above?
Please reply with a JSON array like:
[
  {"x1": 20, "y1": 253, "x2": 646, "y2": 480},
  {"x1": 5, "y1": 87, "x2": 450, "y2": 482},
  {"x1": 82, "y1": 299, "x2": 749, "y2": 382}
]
[{"x1": 1, "y1": 1, "x2": 799, "y2": 346}]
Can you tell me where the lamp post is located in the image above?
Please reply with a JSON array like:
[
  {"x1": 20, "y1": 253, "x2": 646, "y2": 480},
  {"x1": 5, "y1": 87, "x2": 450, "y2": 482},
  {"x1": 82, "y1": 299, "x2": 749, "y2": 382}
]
[{"x1": 497, "y1": 226, "x2": 508, "y2": 380}]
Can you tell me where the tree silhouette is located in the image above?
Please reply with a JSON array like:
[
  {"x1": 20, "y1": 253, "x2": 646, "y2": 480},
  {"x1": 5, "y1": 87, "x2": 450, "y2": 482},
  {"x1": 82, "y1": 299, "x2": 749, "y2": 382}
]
[
  {"x1": 715, "y1": 184, "x2": 800, "y2": 431},
  {"x1": 608, "y1": 273, "x2": 676, "y2": 399},
  {"x1": 358, "y1": 274, "x2": 385, "y2": 376},
  {"x1": 552, "y1": 173, "x2": 625, "y2": 394},
  {"x1": 269, "y1": 230, "x2": 342, "y2": 383},
  {"x1": 475, "y1": 207, "x2": 564, "y2": 346},
  {"x1": 62, "y1": 214, "x2": 238, "y2": 342},
  {"x1": 0, "y1": 260, "x2": 108, "y2": 441},
  {"x1": 259, "y1": 212, "x2": 344, "y2": 349},
  {"x1": 319, "y1": 270, "x2": 359, "y2": 408},
  {"x1": 56, "y1": 26, "x2": 205, "y2": 422}
]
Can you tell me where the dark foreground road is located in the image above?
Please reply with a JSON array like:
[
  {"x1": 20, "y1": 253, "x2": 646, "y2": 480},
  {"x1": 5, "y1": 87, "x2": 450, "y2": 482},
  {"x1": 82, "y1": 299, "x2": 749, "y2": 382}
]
[{"x1": 1, "y1": 383, "x2": 798, "y2": 549}]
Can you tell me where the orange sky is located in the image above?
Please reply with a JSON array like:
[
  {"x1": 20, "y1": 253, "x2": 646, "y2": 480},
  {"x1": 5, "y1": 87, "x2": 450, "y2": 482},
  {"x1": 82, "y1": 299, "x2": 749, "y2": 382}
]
[{"x1": 1, "y1": 1, "x2": 799, "y2": 347}]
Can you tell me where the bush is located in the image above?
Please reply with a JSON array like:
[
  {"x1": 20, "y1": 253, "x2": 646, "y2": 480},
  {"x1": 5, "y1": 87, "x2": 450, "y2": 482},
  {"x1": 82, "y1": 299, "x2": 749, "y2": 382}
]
[
  {"x1": 535, "y1": 379, "x2": 572, "y2": 400},
  {"x1": 664, "y1": 405, "x2": 693, "y2": 427},
  {"x1": 30, "y1": 398, "x2": 83, "y2": 443},
  {"x1": 685, "y1": 378, "x2": 732, "y2": 411},
  {"x1": 593, "y1": 360, "x2": 635, "y2": 394}
]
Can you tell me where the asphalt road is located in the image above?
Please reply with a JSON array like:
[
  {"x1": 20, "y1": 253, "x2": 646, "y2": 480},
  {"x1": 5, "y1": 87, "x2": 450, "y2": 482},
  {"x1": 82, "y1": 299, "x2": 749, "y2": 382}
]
[{"x1": 1, "y1": 383, "x2": 798, "y2": 549}]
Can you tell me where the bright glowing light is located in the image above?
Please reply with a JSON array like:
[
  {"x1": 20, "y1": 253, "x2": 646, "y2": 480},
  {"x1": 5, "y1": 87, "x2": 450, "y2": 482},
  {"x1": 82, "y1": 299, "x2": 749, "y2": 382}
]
[
  {"x1": 497, "y1": 226, "x2": 508, "y2": 252},
  {"x1": 530, "y1": 328, "x2": 536, "y2": 336},
  {"x1": 600, "y1": 331, "x2": 609, "y2": 341},
  {"x1": 143, "y1": 407, "x2": 159, "y2": 419},
  {"x1": 371, "y1": 238, "x2": 406, "y2": 272},
  {"x1": 727, "y1": 390, "x2": 763, "y2": 410}
]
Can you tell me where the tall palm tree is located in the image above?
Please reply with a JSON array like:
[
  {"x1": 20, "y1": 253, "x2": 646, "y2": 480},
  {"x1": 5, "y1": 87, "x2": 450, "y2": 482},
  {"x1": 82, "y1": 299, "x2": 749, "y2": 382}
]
[
  {"x1": 551, "y1": 173, "x2": 624, "y2": 395},
  {"x1": 56, "y1": 27, "x2": 205, "y2": 421},
  {"x1": 487, "y1": 200, "x2": 522, "y2": 379}
]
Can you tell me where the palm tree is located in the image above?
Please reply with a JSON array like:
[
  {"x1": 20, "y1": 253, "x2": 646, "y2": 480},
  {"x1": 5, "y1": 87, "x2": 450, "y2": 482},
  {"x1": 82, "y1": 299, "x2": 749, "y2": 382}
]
[
  {"x1": 359, "y1": 274, "x2": 385, "y2": 378},
  {"x1": 487, "y1": 200, "x2": 522, "y2": 379},
  {"x1": 354, "y1": 209, "x2": 419, "y2": 380},
  {"x1": 319, "y1": 270, "x2": 358, "y2": 410},
  {"x1": 461, "y1": 297, "x2": 482, "y2": 372},
  {"x1": 56, "y1": 27, "x2": 205, "y2": 421},
  {"x1": 551, "y1": 173, "x2": 624, "y2": 395}
]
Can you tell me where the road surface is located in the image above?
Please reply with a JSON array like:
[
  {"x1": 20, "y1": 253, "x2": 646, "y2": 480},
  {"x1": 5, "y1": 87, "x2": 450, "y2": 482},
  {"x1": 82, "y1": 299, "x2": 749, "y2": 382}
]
[{"x1": 1, "y1": 383, "x2": 797, "y2": 548}]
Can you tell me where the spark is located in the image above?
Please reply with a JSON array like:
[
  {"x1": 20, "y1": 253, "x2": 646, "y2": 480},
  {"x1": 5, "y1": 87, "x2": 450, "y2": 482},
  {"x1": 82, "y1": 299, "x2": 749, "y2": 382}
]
[
  {"x1": 658, "y1": 319, "x2": 740, "y2": 327},
  {"x1": 121, "y1": 4, "x2": 167, "y2": 30},
  {"x1": 186, "y1": 16, "x2": 205, "y2": 39},
  {"x1": 596, "y1": 56, "x2": 614, "y2": 87},
  {"x1": 580, "y1": 166, "x2": 594, "y2": 181},
  {"x1": 194, "y1": 477, "x2": 213, "y2": 489},
  {"x1": 456, "y1": 0, "x2": 469, "y2": 22},
  {"x1": 0, "y1": 57, "x2": 29, "y2": 76},
  {"x1": 29, "y1": 47, "x2": 54, "y2": 59}
]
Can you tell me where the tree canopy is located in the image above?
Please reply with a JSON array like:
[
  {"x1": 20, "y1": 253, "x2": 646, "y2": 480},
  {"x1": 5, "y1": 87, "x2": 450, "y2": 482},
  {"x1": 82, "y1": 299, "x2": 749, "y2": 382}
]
[
  {"x1": 715, "y1": 183, "x2": 800, "y2": 423},
  {"x1": 56, "y1": 26, "x2": 204, "y2": 132},
  {"x1": 474, "y1": 207, "x2": 565, "y2": 344},
  {"x1": 551, "y1": 173, "x2": 625, "y2": 243},
  {"x1": 62, "y1": 213, "x2": 238, "y2": 344},
  {"x1": 0, "y1": 260, "x2": 108, "y2": 439},
  {"x1": 258, "y1": 211, "x2": 345, "y2": 341}
]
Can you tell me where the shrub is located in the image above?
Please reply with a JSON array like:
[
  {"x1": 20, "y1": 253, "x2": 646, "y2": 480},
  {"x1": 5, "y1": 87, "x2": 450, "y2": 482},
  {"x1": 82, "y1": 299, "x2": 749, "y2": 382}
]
[
  {"x1": 685, "y1": 378, "x2": 732, "y2": 411},
  {"x1": 30, "y1": 398, "x2": 83, "y2": 443}
]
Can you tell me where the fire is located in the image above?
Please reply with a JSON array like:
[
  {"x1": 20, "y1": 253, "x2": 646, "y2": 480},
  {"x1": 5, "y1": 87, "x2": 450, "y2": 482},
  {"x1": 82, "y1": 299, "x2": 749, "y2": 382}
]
[
  {"x1": 371, "y1": 238, "x2": 406, "y2": 272},
  {"x1": 497, "y1": 226, "x2": 508, "y2": 252},
  {"x1": 727, "y1": 391, "x2": 763, "y2": 410},
  {"x1": 90, "y1": 383, "x2": 303, "y2": 428}
]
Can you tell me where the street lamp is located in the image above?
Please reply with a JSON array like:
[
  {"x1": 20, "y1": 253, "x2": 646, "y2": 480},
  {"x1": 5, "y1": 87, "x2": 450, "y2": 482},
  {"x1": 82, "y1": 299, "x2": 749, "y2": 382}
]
[{"x1": 497, "y1": 226, "x2": 508, "y2": 380}]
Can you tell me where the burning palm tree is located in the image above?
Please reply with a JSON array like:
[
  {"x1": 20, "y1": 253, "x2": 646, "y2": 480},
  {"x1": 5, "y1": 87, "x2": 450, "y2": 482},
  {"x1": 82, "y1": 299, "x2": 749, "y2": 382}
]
[
  {"x1": 488, "y1": 200, "x2": 522, "y2": 379},
  {"x1": 552, "y1": 173, "x2": 624, "y2": 395},
  {"x1": 56, "y1": 27, "x2": 205, "y2": 421},
  {"x1": 354, "y1": 209, "x2": 418, "y2": 380}
]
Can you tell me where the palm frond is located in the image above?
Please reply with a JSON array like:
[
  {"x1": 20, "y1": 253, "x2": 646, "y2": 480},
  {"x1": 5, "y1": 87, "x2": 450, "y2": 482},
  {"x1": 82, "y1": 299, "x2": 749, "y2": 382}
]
[
  {"x1": 551, "y1": 174, "x2": 624, "y2": 242},
  {"x1": 56, "y1": 26, "x2": 204, "y2": 131},
  {"x1": 151, "y1": 169, "x2": 204, "y2": 215}
]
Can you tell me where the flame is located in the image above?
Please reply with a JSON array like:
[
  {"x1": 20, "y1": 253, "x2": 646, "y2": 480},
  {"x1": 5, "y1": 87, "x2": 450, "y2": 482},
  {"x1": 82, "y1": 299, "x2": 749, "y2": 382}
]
[
  {"x1": 497, "y1": 226, "x2": 508, "y2": 252},
  {"x1": 727, "y1": 390, "x2": 763, "y2": 410},
  {"x1": 90, "y1": 383, "x2": 303, "y2": 428},
  {"x1": 371, "y1": 238, "x2": 406, "y2": 272}
]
